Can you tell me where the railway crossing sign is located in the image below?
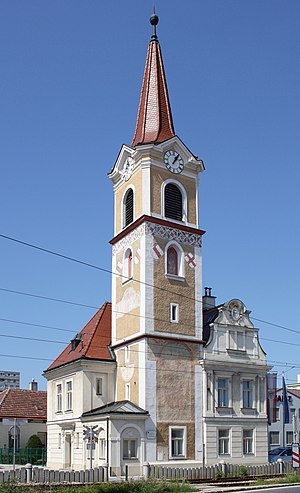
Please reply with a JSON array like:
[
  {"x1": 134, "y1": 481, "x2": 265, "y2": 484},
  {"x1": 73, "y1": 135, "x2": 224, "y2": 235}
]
[{"x1": 292, "y1": 443, "x2": 300, "y2": 468}]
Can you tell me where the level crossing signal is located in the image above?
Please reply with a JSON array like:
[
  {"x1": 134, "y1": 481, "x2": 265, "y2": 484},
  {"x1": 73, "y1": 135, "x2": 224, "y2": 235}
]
[{"x1": 83, "y1": 425, "x2": 100, "y2": 443}]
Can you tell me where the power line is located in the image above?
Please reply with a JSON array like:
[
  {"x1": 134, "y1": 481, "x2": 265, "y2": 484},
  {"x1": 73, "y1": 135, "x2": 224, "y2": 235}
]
[
  {"x1": 0, "y1": 234, "x2": 299, "y2": 339},
  {"x1": 0, "y1": 333, "x2": 65, "y2": 344}
]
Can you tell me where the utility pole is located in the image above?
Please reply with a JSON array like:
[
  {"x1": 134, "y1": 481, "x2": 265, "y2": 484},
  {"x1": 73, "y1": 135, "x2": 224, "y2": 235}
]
[{"x1": 83, "y1": 425, "x2": 100, "y2": 470}]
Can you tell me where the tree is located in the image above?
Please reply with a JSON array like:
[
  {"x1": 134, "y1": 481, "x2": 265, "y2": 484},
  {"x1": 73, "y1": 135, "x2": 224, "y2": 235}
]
[{"x1": 24, "y1": 434, "x2": 44, "y2": 449}]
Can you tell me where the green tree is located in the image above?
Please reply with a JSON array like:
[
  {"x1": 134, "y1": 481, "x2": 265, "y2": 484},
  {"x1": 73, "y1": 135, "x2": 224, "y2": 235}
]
[{"x1": 24, "y1": 435, "x2": 43, "y2": 449}]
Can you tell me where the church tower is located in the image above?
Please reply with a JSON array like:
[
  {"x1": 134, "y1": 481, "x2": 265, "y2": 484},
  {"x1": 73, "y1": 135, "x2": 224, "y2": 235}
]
[{"x1": 109, "y1": 14, "x2": 205, "y2": 462}]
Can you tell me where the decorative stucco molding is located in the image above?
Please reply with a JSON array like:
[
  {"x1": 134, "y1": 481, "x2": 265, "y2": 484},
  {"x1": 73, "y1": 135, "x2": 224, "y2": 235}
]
[{"x1": 112, "y1": 221, "x2": 202, "y2": 254}]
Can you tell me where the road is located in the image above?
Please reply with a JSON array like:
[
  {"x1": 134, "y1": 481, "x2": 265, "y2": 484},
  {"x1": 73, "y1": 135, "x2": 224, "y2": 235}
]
[{"x1": 192, "y1": 485, "x2": 300, "y2": 493}]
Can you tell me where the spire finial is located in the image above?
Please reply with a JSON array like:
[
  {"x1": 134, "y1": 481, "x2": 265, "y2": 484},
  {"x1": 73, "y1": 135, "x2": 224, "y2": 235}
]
[{"x1": 150, "y1": 9, "x2": 159, "y2": 40}]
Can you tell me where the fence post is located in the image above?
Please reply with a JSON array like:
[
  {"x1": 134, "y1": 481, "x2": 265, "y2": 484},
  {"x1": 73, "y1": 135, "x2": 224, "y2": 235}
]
[
  {"x1": 102, "y1": 463, "x2": 109, "y2": 482},
  {"x1": 125, "y1": 464, "x2": 128, "y2": 481},
  {"x1": 25, "y1": 463, "x2": 32, "y2": 483},
  {"x1": 219, "y1": 460, "x2": 227, "y2": 478},
  {"x1": 278, "y1": 459, "x2": 284, "y2": 475},
  {"x1": 143, "y1": 462, "x2": 150, "y2": 479}
]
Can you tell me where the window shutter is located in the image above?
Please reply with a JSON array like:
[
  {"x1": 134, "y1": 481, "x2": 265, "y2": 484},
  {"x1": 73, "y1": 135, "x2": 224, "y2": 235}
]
[
  {"x1": 125, "y1": 189, "x2": 134, "y2": 226},
  {"x1": 165, "y1": 184, "x2": 182, "y2": 221}
]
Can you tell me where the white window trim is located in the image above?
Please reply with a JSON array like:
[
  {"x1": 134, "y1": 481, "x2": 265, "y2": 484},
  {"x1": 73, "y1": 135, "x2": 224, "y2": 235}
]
[
  {"x1": 96, "y1": 377, "x2": 103, "y2": 396},
  {"x1": 164, "y1": 240, "x2": 185, "y2": 279},
  {"x1": 125, "y1": 383, "x2": 130, "y2": 400},
  {"x1": 122, "y1": 247, "x2": 133, "y2": 285},
  {"x1": 161, "y1": 179, "x2": 188, "y2": 224},
  {"x1": 169, "y1": 426, "x2": 187, "y2": 459},
  {"x1": 65, "y1": 380, "x2": 73, "y2": 412},
  {"x1": 240, "y1": 379, "x2": 255, "y2": 409},
  {"x1": 218, "y1": 428, "x2": 231, "y2": 456},
  {"x1": 269, "y1": 431, "x2": 280, "y2": 446},
  {"x1": 243, "y1": 428, "x2": 255, "y2": 455},
  {"x1": 56, "y1": 382, "x2": 63, "y2": 413},
  {"x1": 170, "y1": 303, "x2": 179, "y2": 323},
  {"x1": 122, "y1": 185, "x2": 135, "y2": 229},
  {"x1": 216, "y1": 377, "x2": 232, "y2": 408}
]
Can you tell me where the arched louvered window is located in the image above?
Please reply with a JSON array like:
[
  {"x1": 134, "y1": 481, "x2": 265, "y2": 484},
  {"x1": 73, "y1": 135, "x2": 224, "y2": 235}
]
[
  {"x1": 124, "y1": 189, "x2": 134, "y2": 227},
  {"x1": 164, "y1": 183, "x2": 183, "y2": 221},
  {"x1": 167, "y1": 246, "x2": 178, "y2": 276}
]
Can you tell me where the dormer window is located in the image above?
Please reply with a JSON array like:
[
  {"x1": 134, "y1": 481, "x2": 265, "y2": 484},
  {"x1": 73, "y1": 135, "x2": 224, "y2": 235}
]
[
  {"x1": 124, "y1": 188, "x2": 134, "y2": 227},
  {"x1": 164, "y1": 183, "x2": 182, "y2": 221},
  {"x1": 71, "y1": 333, "x2": 82, "y2": 351}
]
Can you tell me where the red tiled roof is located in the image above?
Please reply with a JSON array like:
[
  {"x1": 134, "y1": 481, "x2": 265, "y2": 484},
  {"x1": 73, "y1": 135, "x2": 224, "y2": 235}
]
[
  {"x1": 0, "y1": 389, "x2": 47, "y2": 420},
  {"x1": 46, "y1": 302, "x2": 113, "y2": 371},
  {"x1": 132, "y1": 35, "x2": 175, "y2": 147}
]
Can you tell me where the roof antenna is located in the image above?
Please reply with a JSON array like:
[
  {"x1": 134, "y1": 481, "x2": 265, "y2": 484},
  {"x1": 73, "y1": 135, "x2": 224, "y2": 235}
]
[{"x1": 150, "y1": 8, "x2": 159, "y2": 40}]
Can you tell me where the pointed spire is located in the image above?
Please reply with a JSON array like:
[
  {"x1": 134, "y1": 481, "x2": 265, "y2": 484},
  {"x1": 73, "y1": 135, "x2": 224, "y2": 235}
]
[{"x1": 132, "y1": 13, "x2": 175, "y2": 147}]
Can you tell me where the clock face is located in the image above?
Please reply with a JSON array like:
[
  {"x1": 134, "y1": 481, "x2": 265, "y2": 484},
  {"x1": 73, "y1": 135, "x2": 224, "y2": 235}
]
[
  {"x1": 164, "y1": 150, "x2": 184, "y2": 174},
  {"x1": 122, "y1": 158, "x2": 133, "y2": 181}
]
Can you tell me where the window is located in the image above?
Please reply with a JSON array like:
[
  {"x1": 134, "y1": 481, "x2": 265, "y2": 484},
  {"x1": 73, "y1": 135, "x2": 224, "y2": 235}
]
[
  {"x1": 76, "y1": 432, "x2": 80, "y2": 449},
  {"x1": 276, "y1": 407, "x2": 280, "y2": 421},
  {"x1": 291, "y1": 408, "x2": 296, "y2": 421},
  {"x1": 57, "y1": 384, "x2": 62, "y2": 412},
  {"x1": 170, "y1": 303, "x2": 179, "y2": 323},
  {"x1": 286, "y1": 431, "x2": 293, "y2": 445},
  {"x1": 218, "y1": 378, "x2": 229, "y2": 407},
  {"x1": 170, "y1": 427, "x2": 185, "y2": 458},
  {"x1": 123, "y1": 439, "x2": 137, "y2": 459},
  {"x1": 66, "y1": 381, "x2": 73, "y2": 411},
  {"x1": 58, "y1": 433, "x2": 62, "y2": 449},
  {"x1": 123, "y1": 248, "x2": 133, "y2": 281},
  {"x1": 164, "y1": 183, "x2": 183, "y2": 221},
  {"x1": 124, "y1": 188, "x2": 134, "y2": 227},
  {"x1": 242, "y1": 381, "x2": 253, "y2": 408},
  {"x1": 269, "y1": 431, "x2": 280, "y2": 446},
  {"x1": 167, "y1": 246, "x2": 178, "y2": 276},
  {"x1": 218, "y1": 429, "x2": 230, "y2": 455},
  {"x1": 125, "y1": 346, "x2": 130, "y2": 363},
  {"x1": 243, "y1": 429, "x2": 254, "y2": 454},
  {"x1": 126, "y1": 383, "x2": 130, "y2": 400},
  {"x1": 96, "y1": 378, "x2": 103, "y2": 396},
  {"x1": 8, "y1": 425, "x2": 20, "y2": 450},
  {"x1": 99, "y1": 438, "x2": 106, "y2": 459}
]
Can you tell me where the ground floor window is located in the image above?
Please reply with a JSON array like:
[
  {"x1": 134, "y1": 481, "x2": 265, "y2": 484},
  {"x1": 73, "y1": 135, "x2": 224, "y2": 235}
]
[
  {"x1": 286, "y1": 431, "x2": 293, "y2": 445},
  {"x1": 243, "y1": 429, "x2": 254, "y2": 454},
  {"x1": 269, "y1": 431, "x2": 280, "y2": 446},
  {"x1": 123, "y1": 439, "x2": 137, "y2": 459},
  {"x1": 99, "y1": 438, "x2": 106, "y2": 459},
  {"x1": 170, "y1": 427, "x2": 186, "y2": 458},
  {"x1": 218, "y1": 429, "x2": 230, "y2": 455}
]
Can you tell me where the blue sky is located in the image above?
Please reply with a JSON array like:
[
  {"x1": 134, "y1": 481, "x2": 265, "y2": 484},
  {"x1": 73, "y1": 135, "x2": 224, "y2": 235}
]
[{"x1": 0, "y1": 0, "x2": 299, "y2": 390}]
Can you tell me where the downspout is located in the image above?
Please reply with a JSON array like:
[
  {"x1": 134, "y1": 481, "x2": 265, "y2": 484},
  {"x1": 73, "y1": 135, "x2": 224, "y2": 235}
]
[{"x1": 106, "y1": 417, "x2": 109, "y2": 480}]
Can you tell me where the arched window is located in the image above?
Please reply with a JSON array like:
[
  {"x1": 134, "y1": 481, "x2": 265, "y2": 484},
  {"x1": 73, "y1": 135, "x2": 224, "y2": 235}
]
[
  {"x1": 124, "y1": 248, "x2": 133, "y2": 280},
  {"x1": 124, "y1": 189, "x2": 134, "y2": 227},
  {"x1": 8, "y1": 425, "x2": 20, "y2": 450},
  {"x1": 167, "y1": 246, "x2": 178, "y2": 276},
  {"x1": 164, "y1": 183, "x2": 183, "y2": 221}
]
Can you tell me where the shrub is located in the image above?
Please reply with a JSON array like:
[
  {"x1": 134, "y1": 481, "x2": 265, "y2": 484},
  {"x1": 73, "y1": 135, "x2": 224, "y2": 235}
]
[{"x1": 238, "y1": 465, "x2": 248, "y2": 478}]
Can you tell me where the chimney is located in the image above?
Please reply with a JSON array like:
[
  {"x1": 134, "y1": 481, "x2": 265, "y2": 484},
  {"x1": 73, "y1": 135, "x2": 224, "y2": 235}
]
[
  {"x1": 203, "y1": 287, "x2": 216, "y2": 310},
  {"x1": 29, "y1": 378, "x2": 38, "y2": 391}
]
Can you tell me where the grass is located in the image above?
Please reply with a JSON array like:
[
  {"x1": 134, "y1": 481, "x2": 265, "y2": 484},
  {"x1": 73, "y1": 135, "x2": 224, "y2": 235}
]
[
  {"x1": 0, "y1": 480, "x2": 193, "y2": 493},
  {"x1": 254, "y1": 473, "x2": 300, "y2": 486}
]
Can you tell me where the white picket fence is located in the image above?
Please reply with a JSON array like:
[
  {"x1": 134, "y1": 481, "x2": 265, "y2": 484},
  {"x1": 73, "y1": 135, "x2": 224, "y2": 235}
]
[
  {"x1": 0, "y1": 460, "x2": 295, "y2": 484},
  {"x1": 149, "y1": 460, "x2": 294, "y2": 480}
]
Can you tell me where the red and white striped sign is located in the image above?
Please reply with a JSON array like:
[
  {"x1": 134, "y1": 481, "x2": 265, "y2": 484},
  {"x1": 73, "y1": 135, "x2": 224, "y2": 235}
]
[
  {"x1": 185, "y1": 253, "x2": 196, "y2": 268},
  {"x1": 134, "y1": 248, "x2": 141, "y2": 264},
  {"x1": 152, "y1": 244, "x2": 163, "y2": 259},
  {"x1": 292, "y1": 444, "x2": 300, "y2": 467},
  {"x1": 116, "y1": 261, "x2": 123, "y2": 275}
]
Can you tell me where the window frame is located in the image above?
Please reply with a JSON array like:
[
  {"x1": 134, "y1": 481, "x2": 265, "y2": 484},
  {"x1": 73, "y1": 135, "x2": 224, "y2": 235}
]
[
  {"x1": 123, "y1": 438, "x2": 137, "y2": 459},
  {"x1": 165, "y1": 241, "x2": 185, "y2": 280},
  {"x1": 218, "y1": 428, "x2": 230, "y2": 456},
  {"x1": 243, "y1": 429, "x2": 254, "y2": 455},
  {"x1": 56, "y1": 383, "x2": 62, "y2": 413},
  {"x1": 217, "y1": 378, "x2": 230, "y2": 408},
  {"x1": 170, "y1": 303, "x2": 179, "y2": 323},
  {"x1": 169, "y1": 426, "x2": 187, "y2": 459},
  {"x1": 66, "y1": 380, "x2": 73, "y2": 412},
  {"x1": 242, "y1": 380, "x2": 254, "y2": 409},
  {"x1": 96, "y1": 378, "x2": 103, "y2": 396},
  {"x1": 286, "y1": 431, "x2": 293, "y2": 445},
  {"x1": 161, "y1": 179, "x2": 187, "y2": 224},
  {"x1": 269, "y1": 431, "x2": 280, "y2": 446},
  {"x1": 123, "y1": 187, "x2": 135, "y2": 228}
]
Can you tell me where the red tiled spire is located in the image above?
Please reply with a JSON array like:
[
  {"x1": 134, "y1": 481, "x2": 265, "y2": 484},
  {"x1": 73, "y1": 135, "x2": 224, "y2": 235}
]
[{"x1": 132, "y1": 13, "x2": 175, "y2": 147}]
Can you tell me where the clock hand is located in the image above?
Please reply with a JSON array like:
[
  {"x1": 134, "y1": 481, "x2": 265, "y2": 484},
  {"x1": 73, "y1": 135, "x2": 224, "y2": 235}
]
[{"x1": 172, "y1": 154, "x2": 179, "y2": 165}]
